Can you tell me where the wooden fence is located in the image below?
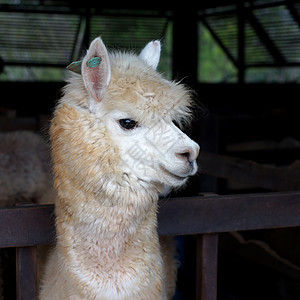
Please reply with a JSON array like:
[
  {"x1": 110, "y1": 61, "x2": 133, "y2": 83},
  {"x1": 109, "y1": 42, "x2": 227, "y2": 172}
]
[{"x1": 0, "y1": 190, "x2": 299, "y2": 299}]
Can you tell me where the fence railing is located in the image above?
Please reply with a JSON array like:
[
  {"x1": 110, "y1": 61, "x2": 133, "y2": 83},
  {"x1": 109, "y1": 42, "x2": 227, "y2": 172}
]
[{"x1": 1, "y1": 190, "x2": 300, "y2": 300}]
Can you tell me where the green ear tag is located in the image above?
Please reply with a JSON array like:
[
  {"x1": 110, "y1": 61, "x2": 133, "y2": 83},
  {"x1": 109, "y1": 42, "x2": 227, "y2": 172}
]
[
  {"x1": 87, "y1": 57, "x2": 102, "y2": 68},
  {"x1": 66, "y1": 60, "x2": 82, "y2": 74}
]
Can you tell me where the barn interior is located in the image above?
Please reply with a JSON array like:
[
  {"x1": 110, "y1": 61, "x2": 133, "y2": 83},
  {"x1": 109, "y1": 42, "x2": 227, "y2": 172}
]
[{"x1": 0, "y1": 1, "x2": 300, "y2": 299}]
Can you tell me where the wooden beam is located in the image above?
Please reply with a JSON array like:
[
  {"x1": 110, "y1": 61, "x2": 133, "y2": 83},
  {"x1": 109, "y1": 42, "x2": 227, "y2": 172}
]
[
  {"x1": 285, "y1": 0, "x2": 300, "y2": 31},
  {"x1": 198, "y1": 151, "x2": 300, "y2": 191},
  {"x1": 172, "y1": 8, "x2": 198, "y2": 85},
  {"x1": 158, "y1": 191, "x2": 300, "y2": 236},
  {"x1": 220, "y1": 232, "x2": 300, "y2": 281},
  {"x1": 0, "y1": 191, "x2": 300, "y2": 247},
  {"x1": 238, "y1": 2, "x2": 245, "y2": 84},
  {"x1": 16, "y1": 246, "x2": 37, "y2": 300},
  {"x1": 246, "y1": 9, "x2": 286, "y2": 65},
  {"x1": 200, "y1": 18, "x2": 238, "y2": 69},
  {"x1": 196, "y1": 234, "x2": 219, "y2": 300},
  {"x1": 0, "y1": 205, "x2": 55, "y2": 248}
]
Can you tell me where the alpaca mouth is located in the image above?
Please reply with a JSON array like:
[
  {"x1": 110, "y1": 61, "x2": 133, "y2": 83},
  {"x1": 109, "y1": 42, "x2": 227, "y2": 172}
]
[{"x1": 159, "y1": 164, "x2": 188, "y2": 181}]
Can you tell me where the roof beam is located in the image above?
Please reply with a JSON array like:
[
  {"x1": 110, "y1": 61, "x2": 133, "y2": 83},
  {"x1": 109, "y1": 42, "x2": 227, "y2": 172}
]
[
  {"x1": 285, "y1": 0, "x2": 300, "y2": 31},
  {"x1": 173, "y1": 8, "x2": 198, "y2": 85},
  {"x1": 238, "y1": 2, "x2": 245, "y2": 84},
  {"x1": 71, "y1": 15, "x2": 86, "y2": 61},
  {"x1": 200, "y1": 17, "x2": 239, "y2": 69},
  {"x1": 246, "y1": 9, "x2": 287, "y2": 66}
]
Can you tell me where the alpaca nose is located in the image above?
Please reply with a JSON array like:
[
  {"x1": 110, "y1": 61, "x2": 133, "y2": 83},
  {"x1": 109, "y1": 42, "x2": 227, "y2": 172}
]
[{"x1": 176, "y1": 144, "x2": 200, "y2": 163}]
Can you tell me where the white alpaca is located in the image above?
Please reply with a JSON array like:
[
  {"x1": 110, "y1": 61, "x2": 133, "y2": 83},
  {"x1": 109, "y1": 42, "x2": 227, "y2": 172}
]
[{"x1": 40, "y1": 37, "x2": 199, "y2": 299}]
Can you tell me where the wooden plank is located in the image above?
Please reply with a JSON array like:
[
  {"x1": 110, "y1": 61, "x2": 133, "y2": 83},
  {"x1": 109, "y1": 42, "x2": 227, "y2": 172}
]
[
  {"x1": 0, "y1": 191, "x2": 299, "y2": 247},
  {"x1": 16, "y1": 246, "x2": 37, "y2": 300},
  {"x1": 196, "y1": 234, "x2": 219, "y2": 300},
  {"x1": 198, "y1": 151, "x2": 300, "y2": 191},
  {"x1": 0, "y1": 205, "x2": 55, "y2": 248},
  {"x1": 158, "y1": 191, "x2": 300, "y2": 236}
]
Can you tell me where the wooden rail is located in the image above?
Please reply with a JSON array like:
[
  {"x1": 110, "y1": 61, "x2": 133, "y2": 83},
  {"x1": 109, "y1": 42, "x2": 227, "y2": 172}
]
[{"x1": 0, "y1": 191, "x2": 300, "y2": 299}]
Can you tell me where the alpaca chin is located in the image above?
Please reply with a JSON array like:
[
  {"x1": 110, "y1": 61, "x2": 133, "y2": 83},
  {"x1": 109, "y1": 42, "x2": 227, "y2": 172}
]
[{"x1": 158, "y1": 185, "x2": 172, "y2": 197}]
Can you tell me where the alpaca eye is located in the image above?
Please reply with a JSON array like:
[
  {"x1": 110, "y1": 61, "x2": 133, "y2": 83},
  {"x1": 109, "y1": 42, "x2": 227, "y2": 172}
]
[{"x1": 119, "y1": 119, "x2": 138, "y2": 130}]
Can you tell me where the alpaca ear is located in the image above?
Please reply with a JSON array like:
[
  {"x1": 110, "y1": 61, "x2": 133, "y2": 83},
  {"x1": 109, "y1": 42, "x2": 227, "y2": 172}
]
[
  {"x1": 82, "y1": 37, "x2": 111, "y2": 104},
  {"x1": 139, "y1": 40, "x2": 161, "y2": 70}
]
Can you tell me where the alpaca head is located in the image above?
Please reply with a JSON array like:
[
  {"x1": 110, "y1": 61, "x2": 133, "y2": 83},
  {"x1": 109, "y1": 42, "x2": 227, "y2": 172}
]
[{"x1": 54, "y1": 37, "x2": 199, "y2": 197}]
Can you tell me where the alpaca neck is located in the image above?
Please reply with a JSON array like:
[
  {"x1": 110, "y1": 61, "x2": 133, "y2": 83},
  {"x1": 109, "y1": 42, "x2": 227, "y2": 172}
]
[
  {"x1": 53, "y1": 183, "x2": 164, "y2": 299},
  {"x1": 55, "y1": 181, "x2": 160, "y2": 260}
]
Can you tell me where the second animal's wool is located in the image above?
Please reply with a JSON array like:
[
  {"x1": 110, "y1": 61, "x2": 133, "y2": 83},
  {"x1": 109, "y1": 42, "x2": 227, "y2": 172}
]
[{"x1": 0, "y1": 131, "x2": 55, "y2": 206}]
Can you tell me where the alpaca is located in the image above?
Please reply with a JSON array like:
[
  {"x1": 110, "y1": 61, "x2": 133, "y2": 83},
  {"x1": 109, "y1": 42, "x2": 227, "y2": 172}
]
[
  {"x1": 40, "y1": 37, "x2": 200, "y2": 299},
  {"x1": 0, "y1": 131, "x2": 55, "y2": 206}
]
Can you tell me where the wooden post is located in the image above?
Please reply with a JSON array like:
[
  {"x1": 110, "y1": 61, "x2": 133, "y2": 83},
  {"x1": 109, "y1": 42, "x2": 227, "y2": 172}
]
[
  {"x1": 172, "y1": 8, "x2": 198, "y2": 86},
  {"x1": 16, "y1": 246, "x2": 37, "y2": 300},
  {"x1": 196, "y1": 233, "x2": 219, "y2": 300}
]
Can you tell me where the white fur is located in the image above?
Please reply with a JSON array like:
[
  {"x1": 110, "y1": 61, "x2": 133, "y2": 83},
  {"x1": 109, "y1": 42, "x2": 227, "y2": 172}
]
[
  {"x1": 101, "y1": 108, "x2": 199, "y2": 189},
  {"x1": 139, "y1": 40, "x2": 161, "y2": 70}
]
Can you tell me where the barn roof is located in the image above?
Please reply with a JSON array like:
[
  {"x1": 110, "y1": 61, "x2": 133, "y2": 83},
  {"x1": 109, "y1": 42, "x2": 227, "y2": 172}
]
[
  {"x1": 0, "y1": 5, "x2": 168, "y2": 68},
  {"x1": 1, "y1": 1, "x2": 300, "y2": 75},
  {"x1": 200, "y1": 1, "x2": 300, "y2": 68}
]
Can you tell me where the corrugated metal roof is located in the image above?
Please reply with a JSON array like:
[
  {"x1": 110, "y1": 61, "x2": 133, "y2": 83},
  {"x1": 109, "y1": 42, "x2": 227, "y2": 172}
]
[
  {"x1": 90, "y1": 15, "x2": 168, "y2": 50},
  {"x1": 0, "y1": 12, "x2": 80, "y2": 66},
  {"x1": 201, "y1": 0, "x2": 300, "y2": 68},
  {"x1": 254, "y1": 4, "x2": 300, "y2": 63},
  {"x1": 1, "y1": 1, "x2": 300, "y2": 73},
  {"x1": 0, "y1": 4, "x2": 169, "y2": 70}
]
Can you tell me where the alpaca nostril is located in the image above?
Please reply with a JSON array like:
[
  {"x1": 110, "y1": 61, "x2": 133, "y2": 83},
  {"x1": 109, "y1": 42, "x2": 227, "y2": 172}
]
[
  {"x1": 176, "y1": 151, "x2": 191, "y2": 162},
  {"x1": 182, "y1": 152, "x2": 191, "y2": 159},
  {"x1": 176, "y1": 144, "x2": 200, "y2": 163}
]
